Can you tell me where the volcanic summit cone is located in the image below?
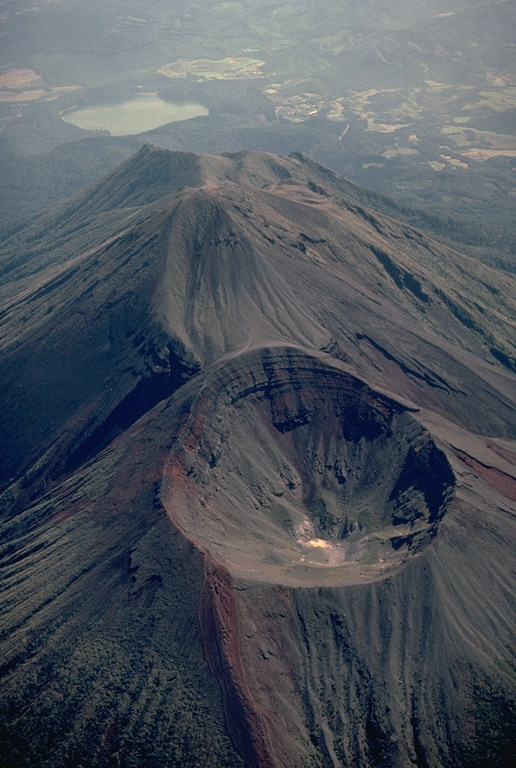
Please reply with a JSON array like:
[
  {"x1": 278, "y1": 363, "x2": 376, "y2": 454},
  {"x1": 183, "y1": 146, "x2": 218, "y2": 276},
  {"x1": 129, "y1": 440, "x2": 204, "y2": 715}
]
[{"x1": 1, "y1": 146, "x2": 515, "y2": 768}]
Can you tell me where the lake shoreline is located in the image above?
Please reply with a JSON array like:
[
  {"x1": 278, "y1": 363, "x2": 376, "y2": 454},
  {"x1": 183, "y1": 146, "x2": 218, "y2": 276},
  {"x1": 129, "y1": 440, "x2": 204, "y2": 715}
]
[{"x1": 61, "y1": 93, "x2": 209, "y2": 135}]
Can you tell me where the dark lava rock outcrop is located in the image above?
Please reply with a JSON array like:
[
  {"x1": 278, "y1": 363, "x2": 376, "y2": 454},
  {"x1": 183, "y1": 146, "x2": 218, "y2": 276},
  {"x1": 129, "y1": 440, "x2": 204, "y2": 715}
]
[{"x1": 1, "y1": 147, "x2": 515, "y2": 768}]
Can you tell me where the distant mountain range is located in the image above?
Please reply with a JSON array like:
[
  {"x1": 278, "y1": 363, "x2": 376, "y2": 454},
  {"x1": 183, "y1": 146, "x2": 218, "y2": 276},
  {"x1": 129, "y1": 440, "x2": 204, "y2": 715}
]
[{"x1": 1, "y1": 147, "x2": 515, "y2": 767}]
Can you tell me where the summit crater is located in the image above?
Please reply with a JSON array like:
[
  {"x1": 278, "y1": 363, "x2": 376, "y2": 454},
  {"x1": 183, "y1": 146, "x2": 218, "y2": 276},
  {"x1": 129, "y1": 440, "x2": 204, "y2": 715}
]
[{"x1": 161, "y1": 347, "x2": 456, "y2": 587}]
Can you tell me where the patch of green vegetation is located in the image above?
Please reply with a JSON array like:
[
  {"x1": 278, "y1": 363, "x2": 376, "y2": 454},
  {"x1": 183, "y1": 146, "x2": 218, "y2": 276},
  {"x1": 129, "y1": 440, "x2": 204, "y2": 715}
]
[
  {"x1": 357, "y1": 538, "x2": 381, "y2": 566},
  {"x1": 427, "y1": 161, "x2": 446, "y2": 171},
  {"x1": 464, "y1": 148, "x2": 516, "y2": 159},
  {"x1": 441, "y1": 125, "x2": 464, "y2": 135},
  {"x1": 424, "y1": 80, "x2": 452, "y2": 91},
  {"x1": 383, "y1": 147, "x2": 419, "y2": 158},
  {"x1": 463, "y1": 87, "x2": 516, "y2": 112},
  {"x1": 445, "y1": 157, "x2": 468, "y2": 168},
  {"x1": 366, "y1": 119, "x2": 412, "y2": 132},
  {"x1": 458, "y1": 687, "x2": 516, "y2": 768},
  {"x1": 159, "y1": 57, "x2": 265, "y2": 81},
  {"x1": 442, "y1": 125, "x2": 515, "y2": 151}
]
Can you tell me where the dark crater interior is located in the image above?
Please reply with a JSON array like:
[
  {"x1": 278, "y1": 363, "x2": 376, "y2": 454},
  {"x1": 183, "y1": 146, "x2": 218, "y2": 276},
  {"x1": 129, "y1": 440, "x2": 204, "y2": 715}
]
[{"x1": 162, "y1": 349, "x2": 455, "y2": 585}]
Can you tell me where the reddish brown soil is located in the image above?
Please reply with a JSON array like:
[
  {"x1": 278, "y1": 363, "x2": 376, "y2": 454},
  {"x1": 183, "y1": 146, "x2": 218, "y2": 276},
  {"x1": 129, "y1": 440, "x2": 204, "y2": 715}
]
[
  {"x1": 199, "y1": 556, "x2": 276, "y2": 768},
  {"x1": 455, "y1": 449, "x2": 516, "y2": 501}
]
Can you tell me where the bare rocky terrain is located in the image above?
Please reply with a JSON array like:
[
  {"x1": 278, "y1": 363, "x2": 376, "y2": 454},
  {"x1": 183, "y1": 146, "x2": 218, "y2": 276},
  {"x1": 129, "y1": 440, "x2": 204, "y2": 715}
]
[{"x1": 1, "y1": 147, "x2": 516, "y2": 767}]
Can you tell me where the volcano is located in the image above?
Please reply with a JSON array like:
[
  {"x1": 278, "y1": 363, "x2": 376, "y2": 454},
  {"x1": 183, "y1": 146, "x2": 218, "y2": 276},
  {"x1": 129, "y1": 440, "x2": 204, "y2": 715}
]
[{"x1": 1, "y1": 146, "x2": 515, "y2": 768}]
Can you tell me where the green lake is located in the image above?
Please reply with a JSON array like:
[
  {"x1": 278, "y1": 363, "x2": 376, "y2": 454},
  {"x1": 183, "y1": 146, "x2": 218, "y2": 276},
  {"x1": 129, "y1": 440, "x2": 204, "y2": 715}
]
[{"x1": 61, "y1": 94, "x2": 209, "y2": 135}]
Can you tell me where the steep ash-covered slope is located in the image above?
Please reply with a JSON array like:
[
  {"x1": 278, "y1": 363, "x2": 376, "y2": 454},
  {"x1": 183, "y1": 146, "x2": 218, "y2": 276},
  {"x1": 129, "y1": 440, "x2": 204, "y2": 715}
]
[
  {"x1": 1, "y1": 148, "x2": 515, "y2": 497},
  {"x1": 1, "y1": 147, "x2": 515, "y2": 768}
]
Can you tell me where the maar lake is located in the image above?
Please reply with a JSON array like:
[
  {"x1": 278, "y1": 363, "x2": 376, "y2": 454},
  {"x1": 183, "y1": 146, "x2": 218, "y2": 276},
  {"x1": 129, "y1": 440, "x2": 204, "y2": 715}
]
[{"x1": 61, "y1": 94, "x2": 209, "y2": 135}]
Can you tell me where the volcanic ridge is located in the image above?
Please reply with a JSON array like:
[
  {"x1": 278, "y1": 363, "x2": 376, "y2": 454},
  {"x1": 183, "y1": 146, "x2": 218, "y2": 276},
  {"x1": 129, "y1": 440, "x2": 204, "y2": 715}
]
[{"x1": 1, "y1": 146, "x2": 515, "y2": 768}]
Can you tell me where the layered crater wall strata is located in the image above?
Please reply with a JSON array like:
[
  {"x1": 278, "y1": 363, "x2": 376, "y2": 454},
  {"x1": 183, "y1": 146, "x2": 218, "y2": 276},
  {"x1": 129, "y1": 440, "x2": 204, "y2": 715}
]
[{"x1": 162, "y1": 348, "x2": 455, "y2": 587}]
